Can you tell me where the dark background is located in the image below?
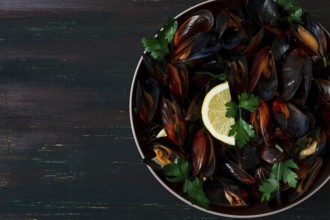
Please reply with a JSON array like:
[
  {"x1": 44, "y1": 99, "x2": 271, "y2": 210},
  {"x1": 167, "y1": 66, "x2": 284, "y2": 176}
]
[{"x1": 0, "y1": 0, "x2": 329, "y2": 219}]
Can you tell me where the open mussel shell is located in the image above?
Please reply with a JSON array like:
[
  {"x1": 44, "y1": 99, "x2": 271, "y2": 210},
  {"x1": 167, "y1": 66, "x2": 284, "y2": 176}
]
[
  {"x1": 272, "y1": 99, "x2": 309, "y2": 138},
  {"x1": 283, "y1": 157, "x2": 323, "y2": 203},
  {"x1": 294, "y1": 128, "x2": 326, "y2": 162},
  {"x1": 203, "y1": 177, "x2": 251, "y2": 207},
  {"x1": 221, "y1": 160, "x2": 256, "y2": 185},
  {"x1": 174, "y1": 9, "x2": 214, "y2": 47}
]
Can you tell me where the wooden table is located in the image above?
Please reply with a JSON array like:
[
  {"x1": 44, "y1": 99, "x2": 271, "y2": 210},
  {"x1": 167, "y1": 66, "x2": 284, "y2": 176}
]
[{"x1": 0, "y1": 0, "x2": 329, "y2": 219}]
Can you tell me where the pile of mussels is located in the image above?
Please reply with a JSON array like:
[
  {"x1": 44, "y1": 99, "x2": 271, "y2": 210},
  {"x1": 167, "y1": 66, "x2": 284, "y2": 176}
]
[{"x1": 134, "y1": 0, "x2": 330, "y2": 208}]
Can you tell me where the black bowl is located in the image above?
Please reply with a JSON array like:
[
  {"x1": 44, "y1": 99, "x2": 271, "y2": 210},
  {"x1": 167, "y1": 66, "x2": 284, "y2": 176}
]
[{"x1": 129, "y1": 0, "x2": 330, "y2": 218}]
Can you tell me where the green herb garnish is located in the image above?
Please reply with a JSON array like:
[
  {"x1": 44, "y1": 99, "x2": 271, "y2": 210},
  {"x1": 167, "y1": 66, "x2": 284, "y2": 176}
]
[
  {"x1": 225, "y1": 92, "x2": 260, "y2": 148},
  {"x1": 141, "y1": 17, "x2": 178, "y2": 61},
  {"x1": 277, "y1": 0, "x2": 303, "y2": 24},
  {"x1": 259, "y1": 159, "x2": 299, "y2": 202},
  {"x1": 163, "y1": 158, "x2": 209, "y2": 208}
]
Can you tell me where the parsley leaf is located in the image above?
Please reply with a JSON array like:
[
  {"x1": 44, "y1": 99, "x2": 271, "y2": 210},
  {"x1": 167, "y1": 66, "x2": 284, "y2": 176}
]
[
  {"x1": 183, "y1": 177, "x2": 209, "y2": 209},
  {"x1": 141, "y1": 17, "x2": 178, "y2": 61},
  {"x1": 163, "y1": 158, "x2": 189, "y2": 183},
  {"x1": 225, "y1": 92, "x2": 260, "y2": 148},
  {"x1": 288, "y1": 8, "x2": 303, "y2": 24},
  {"x1": 259, "y1": 178, "x2": 279, "y2": 202},
  {"x1": 163, "y1": 158, "x2": 209, "y2": 208},
  {"x1": 282, "y1": 159, "x2": 299, "y2": 188},
  {"x1": 238, "y1": 92, "x2": 260, "y2": 112},
  {"x1": 277, "y1": 0, "x2": 303, "y2": 24},
  {"x1": 225, "y1": 101, "x2": 238, "y2": 118},
  {"x1": 259, "y1": 159, "x2": 299, "y2": 202}
]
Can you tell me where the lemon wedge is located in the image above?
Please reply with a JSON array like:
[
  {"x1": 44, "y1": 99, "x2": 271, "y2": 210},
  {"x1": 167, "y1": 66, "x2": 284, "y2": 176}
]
[{"x1": 201, "y1": 82, "x2": 235, "y2": 146}]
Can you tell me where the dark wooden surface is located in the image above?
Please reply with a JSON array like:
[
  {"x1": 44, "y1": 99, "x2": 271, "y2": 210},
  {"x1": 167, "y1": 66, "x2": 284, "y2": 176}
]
[{"x1": 0, "y1": 0, "x2": 329, "y2": 219}]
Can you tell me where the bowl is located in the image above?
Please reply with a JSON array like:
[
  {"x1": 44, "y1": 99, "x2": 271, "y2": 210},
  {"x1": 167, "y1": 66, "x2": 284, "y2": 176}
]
[{"x1": 129, "y1": 0, "x2": 330, "y2": 218}]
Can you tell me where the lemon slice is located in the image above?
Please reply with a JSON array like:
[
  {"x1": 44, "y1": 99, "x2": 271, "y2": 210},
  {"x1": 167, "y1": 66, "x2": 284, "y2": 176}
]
[{"x1": 201, "y1": 82, "x2": 235, "y2": 146}]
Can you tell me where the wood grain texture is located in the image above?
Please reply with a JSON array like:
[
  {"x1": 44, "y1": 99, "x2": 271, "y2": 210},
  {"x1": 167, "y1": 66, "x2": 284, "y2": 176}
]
[{"x1": 0, "y1": 0, "x2": 329, "y2": 219}]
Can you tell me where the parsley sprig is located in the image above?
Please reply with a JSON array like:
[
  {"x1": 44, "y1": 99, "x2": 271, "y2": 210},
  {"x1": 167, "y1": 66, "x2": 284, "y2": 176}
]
[
  {"x1": 141, "y1": 17, "x2": 178, "y2": 61},
  {"x1": 225, "y1": 92, "x2": 260, "y2": 148},
  {"x1": 277, "y1": 0, "x2": 303, "y2": 24},
  {"x1": 259, "y1": 159, "x2": 299, "y2": 202},
  {"x1": 163, "y1": 158, "x2": 209, "y2": 208}
]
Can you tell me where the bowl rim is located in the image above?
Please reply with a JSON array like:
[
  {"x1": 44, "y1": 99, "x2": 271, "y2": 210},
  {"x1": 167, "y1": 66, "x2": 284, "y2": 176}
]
[{"x1": 129, "y1": 0, "x2": 330, "y2": 218}]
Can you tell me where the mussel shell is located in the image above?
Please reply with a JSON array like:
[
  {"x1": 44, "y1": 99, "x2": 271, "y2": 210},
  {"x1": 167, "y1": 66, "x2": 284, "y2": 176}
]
[
  {"x1": 172, "y1": 31, "x2": 215, "y2": 60},
  {"x1": 290, "y1": 65, "x2": 313, "y2": 108},
  {"x1": 272, "y1": 100, "x2": 309, "y2": 138},
  {"x1": 271, "y1": 35, "x2": 291, "y2": 62},
  {"x1": 236, "y1": 144, "x2": 260, "y2": 173},
  {"x1": 256, "y1": 50, "x2": 277, "y2": 101},
  {"x1": 185, "y1": 87, "x2": 206, "y2": 122},
  {"x1": 322, "y1": 103, "x2": 330, "y2": 138},
  {"x1": 167, "y1": 62, "x2": 189, "y2": 103},
  {"x1": 174, "y1": 9, "x2": 214, "y2": 47},
  {"x1": 135, "y1": 78, "x2": 160, "y2": 123},
  {"x1": 310, "y1": 79, "x2": 330, "y2": 104},
  {"x1": 284, "y1": 157, "x2": 323, "y2": 202},
  {"x1": 160, "y1": 98, "x2": 187, "y2": 147},
  {"x1": 203, "y1": 177, "x2": 251, "y2": 207},
  {"x1": 221, "y1": 28, "x2": 244, "y2": 50},
  {"x1": 294, "y1": 25, "x2": 319, "y2": 56},
  {"x1": 260, "y1": 145, "x2": 285, "y2": 164},
  {"x1": 225, "y1": 54, "x2": 248, "y2": 94},
  {"x1": 142, "y1": 54, "x2": 167, "y2": 86},
  {"x1": 191, "y1": 129, "x2": 216, "y2": 178},
  {"x1": 303, "y1": 13, "x2": 327, "y2": 56},
  {"x1": 278, "y1": 48, "x2": 312, "y2": 101},
  {"x1": 294, "y1": 128, "x2": 326, "y2": 161},
  {"x1": 250, "y1": 100, "x2": 272, "y2": 146},
  {"x1": 246, "y1": 0, "x2": 281, "y2": 31},
  {"x1": 244, "y1": 28, "x2": 265, "y2": 59},
  {"x1": 254, "y1": 167, "x2": 270, "y2": 186},
  {"x1": 182, "y1": 45, "x2": 221, "y2": 67},
  {"x1": 222, "y1": 160, "x2": 256, "y2": 185}
]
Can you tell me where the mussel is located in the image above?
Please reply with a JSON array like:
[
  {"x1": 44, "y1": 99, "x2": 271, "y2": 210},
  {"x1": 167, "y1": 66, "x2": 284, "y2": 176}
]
[
  {"x1": 222, "y1": 160, "x2": 256, "y2": 185},
  {"x1": 294, "y1": 128, "x2": 326, "y2": 161},
  {"x1": 285, "y1": 157, "x2": 323, "y2": 202},
  {"x1": 310, "y1": 79, "x2": 330, "y2": 104},
  {"x1": 135, "y1": 78, "x2": 160, "y2": 123},
  {"x1": 248, "y1": 46, "x2": 277, "y2": 101},
  {"x1": 272, "y1": 99, "x2": 309, "y2": 138},
  {"x1": 203, "y1": 177, "x2": 251, "y2": 207},
  {"x1": 250, "y1": 99, "x2": 271, "y2": 146},
  {"x1": 167, "y1": 62, "x2": 189, "y2": 103},
  {"x1": 191, "y1": 129, "x2": 216, "y2": 178},
  {"x1": 174, "y1": 9, "x2": 214, "y2": 47},
  {"x1": 278, "y1": 48, "x2": 312, "y2": 102},
  {"x1": 160, "y1": 98, "x2": 187, "y2": 147},
  {"x1": 246, "y1": 0, "x2": 281, "y2": 33},
  {"x1": 225, "y1": 54, "x2": 248, "y2": 94}
]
